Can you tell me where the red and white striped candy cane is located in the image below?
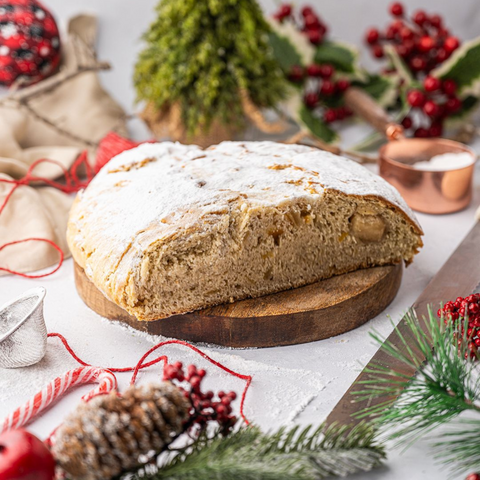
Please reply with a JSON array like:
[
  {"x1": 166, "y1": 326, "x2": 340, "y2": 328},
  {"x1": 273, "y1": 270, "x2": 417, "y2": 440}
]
[{"x1": 0, "y1": 366, "x2": 117, "y2": 434}]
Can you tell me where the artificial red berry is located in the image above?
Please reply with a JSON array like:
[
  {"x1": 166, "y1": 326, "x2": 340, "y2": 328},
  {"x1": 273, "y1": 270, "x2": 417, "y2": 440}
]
[
  {"x1": 373, "y1": 45, "x2": 384, "y2": 58},
  {"x1": 288, "y1": 65, "x2": 304, "y2": 82},
  {"x1": 445, "y1": 96, "x2": 462, "y2": 113},
  {"x1": 323, "y1": 109, "x2": 337, "y2": 123},
  {"x1": 390, "y1": 2, "x2": 404, "y2": 17},
  {"x1": 401, "y1": 116, "x2": 413, "y2": 129},
  {"x1": 436, "y1": 48, "x2": 449, "y2": 63},
  {"x1": 218, "y1": 391, "x2": 226, "y2": 398},
  {"x1": 228, "y1": 391, "x2": 237, "y2": 400},
  {"x1": 424, "y1": 75, "x2": 441, "y2": 92},
  {"x1": 216, "y1": 404, "x2": 227, "y2": 415},
  {"x1": 279, "y1": 4, "x2": 292, "y2": 17},
  {"x1": 319, "y1": 64, "x2": 334, "y2": 78},
  {"x1": 190, "y1": 376, "x2": 201, "y2": 391},
  {"x1": 407, "y1": 89, "x2": 426, "y2": 107},
  {"x1": 335, "y1": 79, "x2": 350, "y2": 92},
  {"x1": 444, "y1": 36, "x2": 460, "y2": 53},
  {"x1": 304, "y1": 92, "x2": 319, "y2": 108},
  {"x1": 409, "y1": 56, "x2": 427, "y2": 72},
  {"x1": 429, "y1": 14, "x2": 442, "y2": 28},
  {"x1": 307, "y1": 29, "x2": 323, "y2": 45},
  {"x1": 173, "y1": 361, "x2": 183, "y2": 369},
  {"x1": 301, "y1": 6, "x2": 313, "y2": 17},
  {"x1": 307, "y1": 63, "x2": 323, "y2": 77},
  {"x1": 400, "y1": 27, "x2": 414, "y2": 40},
  {"x1": 413, "y1": 10, "x2": 427, "y2": 26},
  {"x1": 442, "y1": 79, "x2": 457, "y2": 95},
  {"x1": 320, "y1": 79, "x2": 335, "y2": 95},
  {"x1": 414, "y1": 127, "x2": 429, "y2": 138},
  {"x1": 0, "y1": 429, "x2": 55, "y2": 480},
  {"x1": 465, "y1": 473, "x2": 480, "y2": 480},
  {"x1": 395, "y1": 44, "x2": 408, "y2": 57},
  {"x1": 385, "y1": 26, "x2": 396, "y2": 40},
  {"x1": 423, "y1": 100, "x2": 440, "y2": 117},
  {"x1": 428, "y1": 122, "x2": 443, "y2": 137},
  {"x1": 366, "y1": 28, "x2": 380, "y2": 44},
  {"x1": 304, "y1": 14, "x2": 320, "y2": 29},
  {"x1": 418, "y1": 36, "x2": 435, "y2": 52}
]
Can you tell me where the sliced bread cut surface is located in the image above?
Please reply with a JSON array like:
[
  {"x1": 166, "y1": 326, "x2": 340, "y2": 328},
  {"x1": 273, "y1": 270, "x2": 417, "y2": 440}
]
[{"x1": 68, "y1": 141, "x2": 423, "y2": 321}]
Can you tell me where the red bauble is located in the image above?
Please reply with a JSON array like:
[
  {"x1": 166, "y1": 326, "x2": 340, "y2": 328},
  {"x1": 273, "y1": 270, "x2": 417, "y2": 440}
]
[
  {"x1": 466, "y1": 473, "x2": 480, "y2": 480},
  {"x1": 0, "y1": 429, "x2": 55, "y2": 480},
  {"x1": 0, "y1": 0, "x2": 61, "y2": 86}
]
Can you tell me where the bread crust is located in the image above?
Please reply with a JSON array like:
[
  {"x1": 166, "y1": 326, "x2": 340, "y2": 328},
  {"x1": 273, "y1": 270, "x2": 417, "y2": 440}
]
[{"x1": 68, "y1": 141, "x2": 423, "y2": 321}]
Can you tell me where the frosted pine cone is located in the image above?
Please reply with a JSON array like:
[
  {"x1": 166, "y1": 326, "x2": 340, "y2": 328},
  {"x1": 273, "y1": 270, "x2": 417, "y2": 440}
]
[{"x1": 52, "y1": 382, "x2": 191, "y2": 480}]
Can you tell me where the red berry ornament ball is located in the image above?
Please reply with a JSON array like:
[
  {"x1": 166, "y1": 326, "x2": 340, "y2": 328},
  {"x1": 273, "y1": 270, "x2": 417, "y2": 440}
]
[
  {"x1": 0, "y1": 0, "x2": 61, "y2": 87},
  {"x1": 0, "y1": 429, "x2": 55, "y2": 480}
]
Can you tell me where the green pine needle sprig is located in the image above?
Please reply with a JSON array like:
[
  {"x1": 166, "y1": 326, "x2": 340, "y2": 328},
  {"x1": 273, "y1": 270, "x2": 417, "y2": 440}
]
[
  {"x1": 354, "y1": 306, "x2": 480, "y2": 474},
  {"x1": 132, "y1": 422, "x2": 385, "y2": 480}
]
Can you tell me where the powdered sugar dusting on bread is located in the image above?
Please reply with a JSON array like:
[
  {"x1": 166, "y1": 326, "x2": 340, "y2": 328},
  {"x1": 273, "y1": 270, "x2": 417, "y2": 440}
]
[{"x1": 68, "y1": 141, "x2": 420, "y2": 300}]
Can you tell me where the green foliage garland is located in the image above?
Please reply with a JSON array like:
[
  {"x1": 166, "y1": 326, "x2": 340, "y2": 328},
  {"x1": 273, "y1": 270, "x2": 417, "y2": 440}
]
[
  {"x1": 134, "y1": 0, "x2": 288, "y2": 136},
  {"x1": 132, "y1": 423, "x2": 385, "y2": 480}
]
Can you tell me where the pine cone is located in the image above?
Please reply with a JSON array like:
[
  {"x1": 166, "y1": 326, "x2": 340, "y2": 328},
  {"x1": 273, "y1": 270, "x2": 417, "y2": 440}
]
[{"x1": 52, "y1": 382, "x2": 191, "y2": 480}]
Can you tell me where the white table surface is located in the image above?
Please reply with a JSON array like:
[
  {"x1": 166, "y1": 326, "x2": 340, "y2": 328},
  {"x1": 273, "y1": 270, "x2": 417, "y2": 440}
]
[{"x1": 2, "y1": 1, "x2": 480, "y2": 479}]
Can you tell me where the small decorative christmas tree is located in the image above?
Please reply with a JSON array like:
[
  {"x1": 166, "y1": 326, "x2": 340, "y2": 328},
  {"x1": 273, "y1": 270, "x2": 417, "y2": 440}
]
[{"x1": 134, "y1": 0, "x2": 288, "y2": 146}]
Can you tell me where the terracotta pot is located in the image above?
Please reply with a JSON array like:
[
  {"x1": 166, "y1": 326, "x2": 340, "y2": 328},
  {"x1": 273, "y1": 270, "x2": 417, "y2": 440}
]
[{"x1": 140, "y1": 102, "x2": 239, "y2": 148}]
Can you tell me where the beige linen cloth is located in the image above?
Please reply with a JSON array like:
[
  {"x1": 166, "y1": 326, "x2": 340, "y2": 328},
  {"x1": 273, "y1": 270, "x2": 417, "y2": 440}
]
[{"x1": 0, "y1": 14, "x2": 127, "y2": 276}]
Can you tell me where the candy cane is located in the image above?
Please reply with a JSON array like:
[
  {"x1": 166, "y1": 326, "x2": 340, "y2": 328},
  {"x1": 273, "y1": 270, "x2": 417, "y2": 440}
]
[{"x1": 0, "y1": 366, "x2": 117, "y2": 434}]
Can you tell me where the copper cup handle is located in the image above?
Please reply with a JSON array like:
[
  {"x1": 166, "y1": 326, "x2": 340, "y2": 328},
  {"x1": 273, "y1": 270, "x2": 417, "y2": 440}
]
[{"x1": 344, "y1": 87, "x2": 405, "y2": 141}]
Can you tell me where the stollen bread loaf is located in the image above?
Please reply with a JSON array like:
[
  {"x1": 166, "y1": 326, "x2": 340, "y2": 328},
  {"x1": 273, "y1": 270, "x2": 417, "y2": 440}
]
[{"x1": 67, "y1": 141, "x2": 423, "y2": 321}]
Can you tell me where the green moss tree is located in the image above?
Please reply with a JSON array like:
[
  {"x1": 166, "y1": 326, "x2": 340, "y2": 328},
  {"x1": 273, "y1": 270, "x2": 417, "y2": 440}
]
[{"x1": 134, "y1": 0, "x2": 288, "y2": 137}]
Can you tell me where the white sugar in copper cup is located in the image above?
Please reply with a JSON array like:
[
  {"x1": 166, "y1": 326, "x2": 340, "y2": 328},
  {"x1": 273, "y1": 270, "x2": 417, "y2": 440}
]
[{"x1": 0, "y1": 287, "x2": 47, "y2": 368}]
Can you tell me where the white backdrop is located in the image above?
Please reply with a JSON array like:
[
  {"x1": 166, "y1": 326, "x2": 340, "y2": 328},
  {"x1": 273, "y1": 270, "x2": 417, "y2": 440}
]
[{"x1": 44, "y1": 0, "x2": 480, "y2": 123}]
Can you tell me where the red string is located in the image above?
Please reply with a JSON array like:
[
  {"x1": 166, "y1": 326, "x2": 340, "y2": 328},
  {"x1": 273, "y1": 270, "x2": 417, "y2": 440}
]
[
  {"x1": 0, "y1": 239, "x2": 64, "y2": 278},
  {"x1": 47, "y1": 333, "x2": 252, "y2": 425},
  {"x1": 0, "y1": 153, "x2": 93, "y2": 278}
]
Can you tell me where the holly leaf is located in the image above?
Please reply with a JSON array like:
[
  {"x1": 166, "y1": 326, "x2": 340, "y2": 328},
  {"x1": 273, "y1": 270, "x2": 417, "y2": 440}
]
[
  {"x1": 384, "y1": 45, "x2": 416, "y2": 88},
  {"x1": 298, "y1": 104, "x2": 338, "y2": 143},
  {"x1": 355, "y1": 74, "x2": 399, "y2": 107},
  {"x1": 432, "y1": 37, "x2": 480, "y2": 97},
  {"x1": 314, "y1": 40, "x2": 360, "y2": 74},
  {"x1": 268, "y1": 19, "x2": 315, "y2": 69}
]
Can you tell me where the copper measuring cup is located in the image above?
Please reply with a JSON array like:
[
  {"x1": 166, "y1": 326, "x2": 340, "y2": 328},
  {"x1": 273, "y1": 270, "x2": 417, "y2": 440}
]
[{"x1": 344, "y1": 87, "x2": 477, "y2": 214}]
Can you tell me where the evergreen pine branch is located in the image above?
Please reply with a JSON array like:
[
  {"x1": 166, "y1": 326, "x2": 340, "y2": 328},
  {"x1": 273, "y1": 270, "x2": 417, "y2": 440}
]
[
  {"x1": 353, "y1": 306, "x2": 480, "y2": 472},
  {"x1": 433, "y1": 419, "x2": 480, "y2": 474},
  {"x1": 132, "y1": 423, "x2": 385, "y2": 480}
]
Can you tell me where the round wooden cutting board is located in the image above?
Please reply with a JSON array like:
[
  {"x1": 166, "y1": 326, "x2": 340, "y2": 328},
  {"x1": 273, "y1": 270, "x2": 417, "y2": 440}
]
[{"x1": 74, "y1": 261, "x2": 403, "y2": 348}]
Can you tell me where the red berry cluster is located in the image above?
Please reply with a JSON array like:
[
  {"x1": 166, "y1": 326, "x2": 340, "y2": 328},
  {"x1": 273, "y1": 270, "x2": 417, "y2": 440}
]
[
  {"x1": 365, "y1": 3, "x2": 460, "y2": 75},
  {"x1": 438, "y1": 293, "x2": 480, "y2": 359},
  {"x1": 274, "y1": 4, "x2": 352, "y2": 125},
  {"x1": 402, "y1": 77, "x2": 462, "y2": 137},
  {"x1": 300, "y1": 64, "x2": 353, "y2": 124},
  {"x1": 273, "y1": 3, "x2": 328, "y2": 46},
  {"x1": 163, "y1": 362, "x2": 238, "y2": 434}
]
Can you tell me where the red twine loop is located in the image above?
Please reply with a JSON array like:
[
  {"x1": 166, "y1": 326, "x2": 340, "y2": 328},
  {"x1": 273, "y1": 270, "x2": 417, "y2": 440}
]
[
  {"x1": 0, "y1": 132, "x2": 148, "y2": 279},
  {"x1": 0, "y1": 238, "x2": 64, "y2": 278},
  {"x1": 47, "y1": 333, "x2": 252, "y2": 425}
]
